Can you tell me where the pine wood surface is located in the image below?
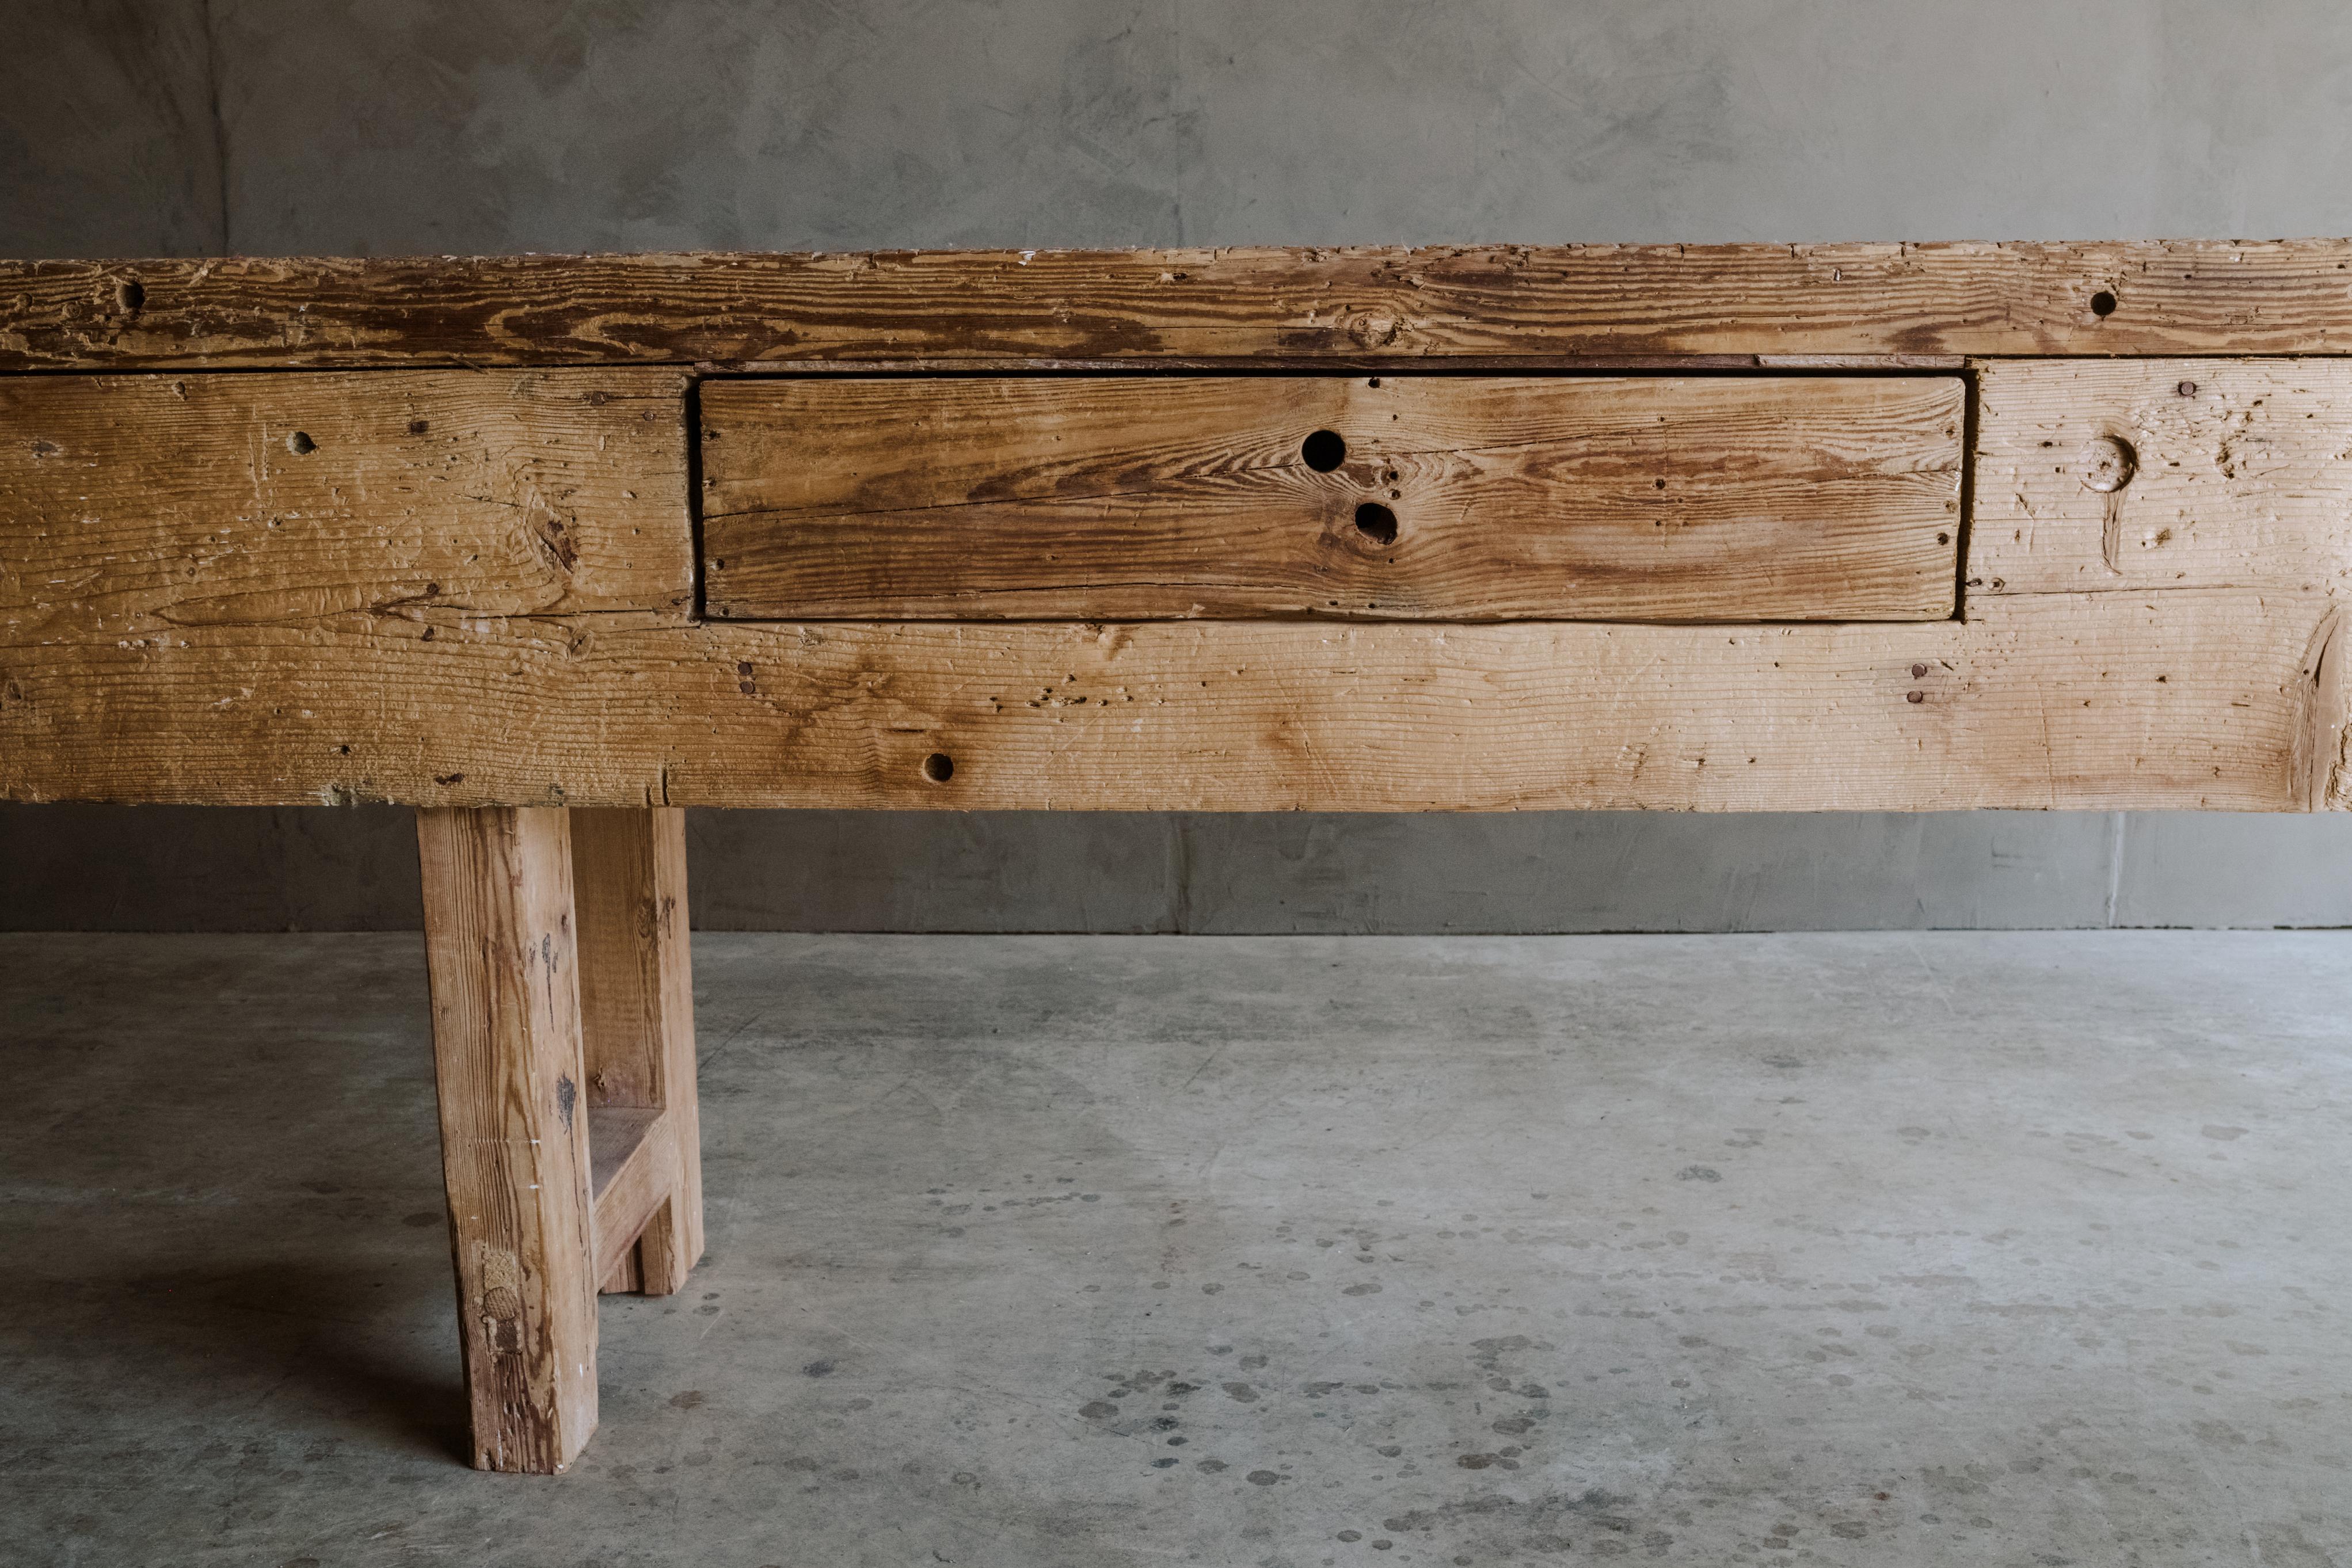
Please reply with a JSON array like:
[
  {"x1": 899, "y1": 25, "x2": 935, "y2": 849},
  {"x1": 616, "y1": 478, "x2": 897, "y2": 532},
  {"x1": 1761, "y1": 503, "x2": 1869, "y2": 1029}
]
[
  {"x1": 416, "y1": 805, "x2": 599, "y2": 1473},
  {"x1": 584, "y1": 1105, "x2": 675, "y2": 1290},
  {"x1": 13, "y1": 241, "x2": 2352, "y2": 371},
  {"x1": 3, "y1": 256, "x2": 2350, "y2": 813},
  {"x1": 699, "y1": 374, "x2": 1962, "y2": 622},
  {"x1": 0, "y1": 370, "x2": 692, "y2": 637},
  {"x1": 571, "y1": 806, "x2": 702, "y2": 1295},
  {"x1": 5, "y1": 589, "x2": 2337, "y2": 810},
  {"x1": 1973, "y1": 359, "x2": 2352, "y2": 595}
]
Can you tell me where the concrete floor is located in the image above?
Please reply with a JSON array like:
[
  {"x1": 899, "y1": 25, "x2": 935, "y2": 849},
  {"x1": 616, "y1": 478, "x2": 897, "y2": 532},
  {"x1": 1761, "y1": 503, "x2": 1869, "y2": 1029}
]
[{"x1": 4, "y1": 933, "x2": 2350, "y2": 1567}]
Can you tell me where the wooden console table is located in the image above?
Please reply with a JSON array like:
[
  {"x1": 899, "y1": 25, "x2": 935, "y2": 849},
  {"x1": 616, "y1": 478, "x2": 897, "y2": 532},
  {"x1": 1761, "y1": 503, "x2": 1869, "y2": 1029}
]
[{"x1": 4, "y1": 242, "x2": 2347, "y2": 1471}]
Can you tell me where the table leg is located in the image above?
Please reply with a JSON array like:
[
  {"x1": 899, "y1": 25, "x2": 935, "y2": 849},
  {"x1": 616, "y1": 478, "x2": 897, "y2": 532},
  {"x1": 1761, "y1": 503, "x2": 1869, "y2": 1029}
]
[
  {"x1": 571, "y1": 806, "x2": 704, "y2": 1297},
  {"x1": 417, "y1": 806, "x2": 599, "y2": 1474}
]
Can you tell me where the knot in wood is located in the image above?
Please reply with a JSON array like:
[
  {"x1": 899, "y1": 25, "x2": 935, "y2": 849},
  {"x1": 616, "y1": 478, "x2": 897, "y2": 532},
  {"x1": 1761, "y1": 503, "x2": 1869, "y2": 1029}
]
[{"x1": 2081, "y1": 435, "x2": 2137, "y2": 493}]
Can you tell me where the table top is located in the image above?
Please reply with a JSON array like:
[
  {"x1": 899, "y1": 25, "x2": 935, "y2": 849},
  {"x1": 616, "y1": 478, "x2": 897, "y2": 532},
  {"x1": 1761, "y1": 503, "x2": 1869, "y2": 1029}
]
[{"x1": 4, "y1": 243, "x2": 2348, "y2": 815}]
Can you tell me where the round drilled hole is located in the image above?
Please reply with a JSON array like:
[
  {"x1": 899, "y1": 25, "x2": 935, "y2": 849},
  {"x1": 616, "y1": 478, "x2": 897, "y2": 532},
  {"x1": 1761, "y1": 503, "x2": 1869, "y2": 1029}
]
[
  {"x1": 286, "y1": 431, "x2": 317, "y2": 455},
  {"x1": 1301, "y1": 429, "x2": 1346, "y2": 471},
  {"x1": 921, "y1": 751, "x2": 954, "y2": 785},
  {"x1": 1354, "y1": 502, "x2": 1398, "y2": 545},
  {"x1": 2090, "y1": 290, "x2": 2118, "y2": 317}
]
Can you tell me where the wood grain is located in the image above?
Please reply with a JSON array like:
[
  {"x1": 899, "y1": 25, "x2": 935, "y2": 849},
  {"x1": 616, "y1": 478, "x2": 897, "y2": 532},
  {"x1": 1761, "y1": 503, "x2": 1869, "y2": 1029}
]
[
  {"x1": 701, "y1": 375, "x2": 1963, "y2": 622},
  {"x1": 1973, "y1": 359, "x2": 2352, "y2": 595},
  {"x1": 2310, "y1": 603, "x2": 2351, "y2": 811},
  {"x1": 603, "y1": 1248, "x2": 642, "y2": 1296},
  {"x1": 587, "y1": 1106, "x2": 662, "y2": 1200},
  {"x1": 585, "y1": 1105, "x2": 675, "y2": 1290},
  {"x1": 572, "y1": 806, "x2": 702, "y2": 1296},
  {"x1": 0, "y1": 371, "x2": 693, "y2": 641},
  {"x1": 12, "y1": 241, "x2": 2352, "y2": 371},
  {"x1": 4, "y1": 593, "x2": 2335, "y2": 811},
  {"x1": 416, "y1": 805, "x2": 598, "y2": 1475}
]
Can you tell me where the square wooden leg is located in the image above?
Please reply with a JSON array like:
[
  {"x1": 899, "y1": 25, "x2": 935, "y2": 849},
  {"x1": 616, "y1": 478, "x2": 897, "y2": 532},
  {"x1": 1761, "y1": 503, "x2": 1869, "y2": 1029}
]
[
  {"x1": 571, "y1": 806, "x2": 703, "y2": 1297},
  {"x1": 417, "y1": 806, "x2": 599, "y2": 1474}
]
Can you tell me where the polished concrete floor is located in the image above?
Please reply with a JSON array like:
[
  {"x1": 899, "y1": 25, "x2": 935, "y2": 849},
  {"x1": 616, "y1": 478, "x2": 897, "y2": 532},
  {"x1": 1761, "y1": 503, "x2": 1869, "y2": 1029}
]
[{"x1": 4, "y1": 931, "x2": 2350, "y2": 1567}]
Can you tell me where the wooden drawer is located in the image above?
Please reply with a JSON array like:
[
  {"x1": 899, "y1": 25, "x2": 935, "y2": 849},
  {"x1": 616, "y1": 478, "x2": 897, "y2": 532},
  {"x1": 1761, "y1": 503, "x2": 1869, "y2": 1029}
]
[{"x1": 699, "y1": 374, "x2": 1963, "y2": 622}]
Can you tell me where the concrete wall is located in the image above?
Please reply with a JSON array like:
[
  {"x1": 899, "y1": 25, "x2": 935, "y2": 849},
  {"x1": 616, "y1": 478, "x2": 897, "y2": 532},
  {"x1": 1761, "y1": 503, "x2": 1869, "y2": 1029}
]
[{"x1": 7, "y1": 0, "x2": 2352, "y2": 933}]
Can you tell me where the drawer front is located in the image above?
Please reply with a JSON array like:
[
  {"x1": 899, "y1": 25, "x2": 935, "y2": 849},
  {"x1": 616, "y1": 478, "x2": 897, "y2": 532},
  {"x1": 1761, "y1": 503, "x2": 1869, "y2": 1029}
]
[{"x1": 699, "y1": 374, "x2": 1963, "y2": 622}]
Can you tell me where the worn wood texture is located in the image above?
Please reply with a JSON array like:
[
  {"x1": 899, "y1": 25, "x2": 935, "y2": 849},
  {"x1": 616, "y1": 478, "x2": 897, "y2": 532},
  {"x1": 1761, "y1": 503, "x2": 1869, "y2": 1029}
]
[
  {"x1": 701, "y1": 375, "x2": 1963, "y2": 622},
  {"x1": 603, "y1": 1248, "x2": 642, "y2": 1295},
  {"x1": 416, "y1": 805, "x2": 598, "y2": 1475},
  {"x1": 0, "y1": 371, "x2": 692, "y2": 639},
  {"x1": 1973, "y1": 359, "x2": 2352, "y2": 595},
  {"x1": 584, "y1": 1105, "x2": 674, "y2": 1289},
  {"x1": 571, "y1": 806, "x2": 702, "y2": 1296},
  {"x1": 11, "y1": 241, "x2": 2352, "y2": 371},
  {"x1": 3, "y1": 591, "x2": 2339, "y2": 810},
  {"x1": 2313, "y1": 599, "x2": 2352, "y2": 812},
  {"x1": 587, "y1": 1106, "x2": 662, "y2": 1198}
]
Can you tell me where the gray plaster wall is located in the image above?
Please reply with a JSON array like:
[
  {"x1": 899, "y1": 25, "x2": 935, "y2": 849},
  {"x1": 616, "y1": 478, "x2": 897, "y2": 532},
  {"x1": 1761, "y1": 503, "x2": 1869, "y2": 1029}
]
[{"x1": 7, "y1": 0, "x2": 2352, "y2": 933}]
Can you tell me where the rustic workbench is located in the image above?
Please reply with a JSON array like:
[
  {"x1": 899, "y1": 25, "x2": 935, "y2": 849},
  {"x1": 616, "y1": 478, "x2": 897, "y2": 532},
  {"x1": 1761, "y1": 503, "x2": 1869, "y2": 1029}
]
[{"x1": 3, "y1": 242, "x2": 2346, "y2": 1471}]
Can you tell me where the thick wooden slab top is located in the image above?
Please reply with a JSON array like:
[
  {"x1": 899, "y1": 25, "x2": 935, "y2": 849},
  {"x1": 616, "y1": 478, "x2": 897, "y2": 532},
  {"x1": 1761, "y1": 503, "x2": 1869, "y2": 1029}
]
[
  {"x1": 6, "y1": 244, "x2": 2352, "y2": 812},
  {"x1": 11, "y1": 240, "x2": 2352, "y2": 371}
]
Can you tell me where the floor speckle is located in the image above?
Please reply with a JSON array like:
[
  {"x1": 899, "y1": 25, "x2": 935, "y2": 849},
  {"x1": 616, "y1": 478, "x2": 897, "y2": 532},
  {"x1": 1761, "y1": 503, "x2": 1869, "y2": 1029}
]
[{"x1": 4, "y1": 931, "x2": 2350, "y2": 1566}]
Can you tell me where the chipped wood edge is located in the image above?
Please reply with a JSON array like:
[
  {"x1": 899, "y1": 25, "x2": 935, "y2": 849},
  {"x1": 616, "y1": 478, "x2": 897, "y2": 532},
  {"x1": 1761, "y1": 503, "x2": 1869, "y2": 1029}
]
[{"x1": 2302, "y1": 604, "x2": 2351, "y2": 810}]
